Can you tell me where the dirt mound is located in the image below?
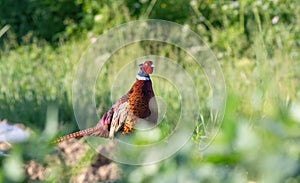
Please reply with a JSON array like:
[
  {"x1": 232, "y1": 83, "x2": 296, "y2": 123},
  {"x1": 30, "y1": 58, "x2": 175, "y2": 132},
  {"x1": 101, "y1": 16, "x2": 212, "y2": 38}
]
[{"x1": 25, "y1": 139, "x2": 121, "y2": 182}]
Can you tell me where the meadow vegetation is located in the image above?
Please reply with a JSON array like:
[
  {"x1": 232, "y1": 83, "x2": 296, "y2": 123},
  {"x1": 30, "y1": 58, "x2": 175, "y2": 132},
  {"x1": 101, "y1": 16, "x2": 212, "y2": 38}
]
[{"x1": 0, "y1": 0, "x2": 299, "y2": 182}]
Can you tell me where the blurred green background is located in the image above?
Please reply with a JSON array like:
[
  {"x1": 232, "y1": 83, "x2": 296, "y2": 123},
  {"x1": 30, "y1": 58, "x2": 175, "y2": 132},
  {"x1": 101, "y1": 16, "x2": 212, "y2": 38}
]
[{"x1": 0, "y1": 0, "x2": 300, "y2": 182}]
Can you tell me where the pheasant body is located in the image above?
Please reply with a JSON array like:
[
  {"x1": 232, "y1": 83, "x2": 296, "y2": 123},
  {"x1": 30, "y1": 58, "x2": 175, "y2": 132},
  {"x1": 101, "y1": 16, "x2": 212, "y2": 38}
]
[{"x1": 55, "y1": 61, "x2": 157, "y2": 143}]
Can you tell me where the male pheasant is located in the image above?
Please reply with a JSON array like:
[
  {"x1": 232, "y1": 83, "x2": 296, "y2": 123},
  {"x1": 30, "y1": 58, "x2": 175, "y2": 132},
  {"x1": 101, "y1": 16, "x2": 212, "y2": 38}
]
[{"x1": 54, "y1": 61, "x2": 157, "y2": 143}]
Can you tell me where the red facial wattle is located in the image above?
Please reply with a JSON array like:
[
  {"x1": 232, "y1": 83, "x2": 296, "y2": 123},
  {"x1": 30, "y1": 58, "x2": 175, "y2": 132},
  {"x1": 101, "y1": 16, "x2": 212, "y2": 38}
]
[
  {"x1": 142, "y1": 61, "x2": 154, "y2": 75},
  {"x1": 143, "y1": 66, "x2": 153, "y2": 74}
]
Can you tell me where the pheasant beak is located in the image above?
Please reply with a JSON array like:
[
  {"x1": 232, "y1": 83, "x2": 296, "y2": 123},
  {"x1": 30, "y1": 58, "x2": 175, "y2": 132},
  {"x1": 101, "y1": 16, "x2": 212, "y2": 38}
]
[{"x1": 151, "y1": 64, "x2": 155, "y2": 68}]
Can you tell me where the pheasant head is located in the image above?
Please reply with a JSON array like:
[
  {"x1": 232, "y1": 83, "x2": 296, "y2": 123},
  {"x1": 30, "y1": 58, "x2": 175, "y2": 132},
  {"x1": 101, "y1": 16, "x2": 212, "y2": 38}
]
[{"x1": 136, "y1": 61, "x2": 155, "y2": 80}]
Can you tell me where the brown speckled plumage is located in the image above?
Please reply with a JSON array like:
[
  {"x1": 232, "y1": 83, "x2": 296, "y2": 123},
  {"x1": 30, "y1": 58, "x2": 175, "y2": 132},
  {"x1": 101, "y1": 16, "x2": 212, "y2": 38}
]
[{"x1": 54, "y1": 61, "x2": 157, "y2": 143}]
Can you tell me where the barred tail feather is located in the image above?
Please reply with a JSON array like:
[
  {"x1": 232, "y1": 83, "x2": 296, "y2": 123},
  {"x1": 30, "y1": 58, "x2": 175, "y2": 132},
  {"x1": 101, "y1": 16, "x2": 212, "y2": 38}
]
[{"x1": 54, "y1": 126, "x2": 102, "y2": 143}]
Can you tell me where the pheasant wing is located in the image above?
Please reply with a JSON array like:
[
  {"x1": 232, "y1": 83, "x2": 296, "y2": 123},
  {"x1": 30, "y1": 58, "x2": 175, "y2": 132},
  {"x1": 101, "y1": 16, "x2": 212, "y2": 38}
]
[{"x1": 97, "y1": 94, "x2": 130, "y2": 138}]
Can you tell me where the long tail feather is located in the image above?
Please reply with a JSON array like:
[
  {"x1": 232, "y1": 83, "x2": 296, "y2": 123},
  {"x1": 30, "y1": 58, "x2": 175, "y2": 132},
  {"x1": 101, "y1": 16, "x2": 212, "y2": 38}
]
[{"x1": 53, "y1": 125, "x2": 108, "y2": 144}]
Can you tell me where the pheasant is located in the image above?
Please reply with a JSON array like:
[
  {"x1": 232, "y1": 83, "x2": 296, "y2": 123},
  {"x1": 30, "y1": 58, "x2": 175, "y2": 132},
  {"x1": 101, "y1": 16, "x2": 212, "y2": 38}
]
[{"x1": 54, "y1": 61, "x2": 157, "y2": 143}]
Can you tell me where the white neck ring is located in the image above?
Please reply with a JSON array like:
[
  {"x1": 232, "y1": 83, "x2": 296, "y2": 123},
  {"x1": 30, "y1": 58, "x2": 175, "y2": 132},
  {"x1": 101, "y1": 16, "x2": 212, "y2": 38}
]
[{"x1": 136, "y1": 75, "x2": 150, "y2": 80}]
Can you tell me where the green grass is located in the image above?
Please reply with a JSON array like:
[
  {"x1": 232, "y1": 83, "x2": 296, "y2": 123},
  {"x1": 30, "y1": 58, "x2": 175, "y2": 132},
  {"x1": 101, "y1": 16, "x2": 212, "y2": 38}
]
[{"x1": 1, "y1": 1, "x2": 300, "y2": 182}]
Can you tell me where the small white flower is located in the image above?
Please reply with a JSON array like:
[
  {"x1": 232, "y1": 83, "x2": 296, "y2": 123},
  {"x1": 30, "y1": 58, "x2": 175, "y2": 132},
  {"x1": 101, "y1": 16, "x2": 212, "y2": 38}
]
[
  {"x1": 183, "y1": 24, "x2": 189, "y2": 32},
  {"x1": 190, "y1": 0, "x2": 197, "y2": 6},
  {"x1": 90, "y1": 37, "x2": 97, "y2": 43},
  {"x1": 94, "y1": 14, "x2": 103, "y2": 22},
  {"x1": 272, "y1": 16, "x2": 279, "y2": 24}
]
